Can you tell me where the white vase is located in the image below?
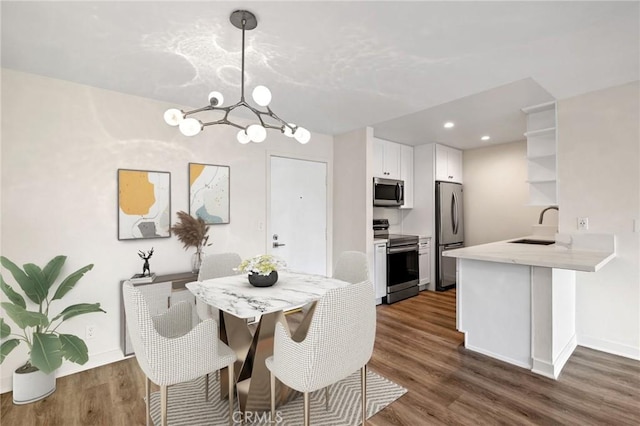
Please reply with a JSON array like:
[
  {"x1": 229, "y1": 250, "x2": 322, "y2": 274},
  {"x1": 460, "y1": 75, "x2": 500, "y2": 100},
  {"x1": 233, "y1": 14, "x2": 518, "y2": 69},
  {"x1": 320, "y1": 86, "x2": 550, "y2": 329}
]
[{"x1": 12, "y1": 366, "x2": 56, "y2": 404}]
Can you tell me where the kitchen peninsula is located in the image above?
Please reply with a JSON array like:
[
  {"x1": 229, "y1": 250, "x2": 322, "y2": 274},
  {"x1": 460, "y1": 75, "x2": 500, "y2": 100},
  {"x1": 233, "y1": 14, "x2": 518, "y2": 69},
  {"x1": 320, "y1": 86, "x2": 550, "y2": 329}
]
[{"x1": 444, "y1": 234, "x2": 615, "y2": 379}]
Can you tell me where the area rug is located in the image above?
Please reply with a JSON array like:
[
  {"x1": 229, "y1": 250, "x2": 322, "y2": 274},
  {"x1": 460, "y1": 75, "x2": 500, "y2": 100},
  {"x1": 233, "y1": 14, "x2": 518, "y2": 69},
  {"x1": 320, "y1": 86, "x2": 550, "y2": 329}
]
[{"x1": 149, "y1": 370, "x2": 407, "y2": 425}]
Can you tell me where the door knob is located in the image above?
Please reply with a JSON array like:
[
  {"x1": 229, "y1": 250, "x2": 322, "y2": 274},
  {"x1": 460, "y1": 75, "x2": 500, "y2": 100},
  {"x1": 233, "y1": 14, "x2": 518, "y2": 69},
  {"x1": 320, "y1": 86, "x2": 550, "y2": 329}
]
[{"x1": 273, "y1": 242, "x2": 286, "y2": 248}]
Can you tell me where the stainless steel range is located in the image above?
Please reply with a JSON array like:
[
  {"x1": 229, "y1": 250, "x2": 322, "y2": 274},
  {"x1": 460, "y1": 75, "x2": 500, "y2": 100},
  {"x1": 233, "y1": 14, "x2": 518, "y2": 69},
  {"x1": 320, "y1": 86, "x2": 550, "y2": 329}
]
[{"x1": 373, "y1": 219, "x2": 420, "y2": 304}]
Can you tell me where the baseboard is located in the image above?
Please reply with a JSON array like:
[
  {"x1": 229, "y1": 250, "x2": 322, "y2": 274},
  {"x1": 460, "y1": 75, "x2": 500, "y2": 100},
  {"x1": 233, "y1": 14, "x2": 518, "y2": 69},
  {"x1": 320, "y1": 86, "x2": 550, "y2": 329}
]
[
  {"x1": 577, "y1": 334, "x2": 640, "y2": 360},
  {"x1": 1, "y1": 349, "x2": 124, "y2": 394},
  {"x1": 532, "y1": 334, "x2": 577, "y2": 380},
  {"x1": 464, "y1": 341, "x2": 532, "y2": 370}
]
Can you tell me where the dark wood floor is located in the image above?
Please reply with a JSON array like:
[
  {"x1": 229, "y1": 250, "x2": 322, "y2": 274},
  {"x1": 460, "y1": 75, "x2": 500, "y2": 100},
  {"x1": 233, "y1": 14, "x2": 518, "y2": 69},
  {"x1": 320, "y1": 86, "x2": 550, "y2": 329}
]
[{"x1": 2, "y1": 290, "x2": 639, "y2": 425}]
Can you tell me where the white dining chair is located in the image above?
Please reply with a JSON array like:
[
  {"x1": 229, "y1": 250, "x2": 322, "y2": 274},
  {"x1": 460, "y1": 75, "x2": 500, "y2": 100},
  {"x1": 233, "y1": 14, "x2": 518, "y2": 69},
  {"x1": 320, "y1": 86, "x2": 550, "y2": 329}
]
[
  {"x1": 265, "y1": 280, "x2": 377, "y2": 426},
  {"x1": 196, "y1": 252, "x2": 242, "y2": 321},
  {"x1": 122, "y1": 281, "x2": 237, "y2": 426},
  {"x1": 298, "y1": 250, "x2": 369, "y2": 318},
  {"x1": 332, "y1": 251, "x2": 369, "y2": 284}
]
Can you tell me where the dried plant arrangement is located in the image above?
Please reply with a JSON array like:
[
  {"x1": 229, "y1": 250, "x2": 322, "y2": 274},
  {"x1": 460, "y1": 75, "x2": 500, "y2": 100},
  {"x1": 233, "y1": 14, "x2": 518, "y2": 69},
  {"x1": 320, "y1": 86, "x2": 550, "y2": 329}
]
[{"x1": 171, "y1": 211, "x2": 210, "y2": 250}]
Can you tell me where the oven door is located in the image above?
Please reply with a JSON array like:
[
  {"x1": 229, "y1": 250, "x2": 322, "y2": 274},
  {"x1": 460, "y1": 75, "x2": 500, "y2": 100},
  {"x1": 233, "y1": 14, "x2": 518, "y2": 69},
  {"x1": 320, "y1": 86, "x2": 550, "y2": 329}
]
[{"x1": 386, "y1": 244, "x2": 419, "y2": 293}]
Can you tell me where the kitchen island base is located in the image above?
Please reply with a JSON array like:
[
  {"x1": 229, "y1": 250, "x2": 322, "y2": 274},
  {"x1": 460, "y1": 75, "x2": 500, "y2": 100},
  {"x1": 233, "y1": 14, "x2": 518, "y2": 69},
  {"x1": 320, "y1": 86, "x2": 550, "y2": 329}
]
[{"x1": 457, "y1": 258, "x2": 577, "y2": 379}]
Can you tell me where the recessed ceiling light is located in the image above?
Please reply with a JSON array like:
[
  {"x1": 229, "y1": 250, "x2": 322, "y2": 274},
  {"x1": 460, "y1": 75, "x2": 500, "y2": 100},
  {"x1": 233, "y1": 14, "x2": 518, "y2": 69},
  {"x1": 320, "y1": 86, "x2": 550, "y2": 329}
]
[
  {"x1": 444, "y1": 122, "x2": 455, "y2": 129},
  {"x1": 481, "y1": 135, "x2": 491, "y2": 141}
]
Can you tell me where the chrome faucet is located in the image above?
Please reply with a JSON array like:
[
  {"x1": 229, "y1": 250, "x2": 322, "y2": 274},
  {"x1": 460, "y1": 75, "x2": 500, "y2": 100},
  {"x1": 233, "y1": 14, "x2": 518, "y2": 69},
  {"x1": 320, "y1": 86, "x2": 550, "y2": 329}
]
[{"x1": 538, "y1": 206, "x2": 559, "y2": 224}]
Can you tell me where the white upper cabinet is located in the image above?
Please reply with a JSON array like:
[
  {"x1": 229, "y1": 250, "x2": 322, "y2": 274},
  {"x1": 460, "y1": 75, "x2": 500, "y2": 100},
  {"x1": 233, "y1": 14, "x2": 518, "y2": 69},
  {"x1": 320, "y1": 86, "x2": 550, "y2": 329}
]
[
  {"x1": 435, "y1": 144, "x2": 463, "y2": 183},
  {"x1": 373, "y1": 137, "x2": 401, "y2": 179},
  {"x1": 400, "y1": 144, "x2": 414, "y2": 209}
]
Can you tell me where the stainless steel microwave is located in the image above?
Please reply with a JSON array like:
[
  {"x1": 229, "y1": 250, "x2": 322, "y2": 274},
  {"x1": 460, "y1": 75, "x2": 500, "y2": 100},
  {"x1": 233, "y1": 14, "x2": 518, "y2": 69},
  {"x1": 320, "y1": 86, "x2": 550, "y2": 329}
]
[{"x1": 373, "y1": 177, "x2": 404, "y2": 207}]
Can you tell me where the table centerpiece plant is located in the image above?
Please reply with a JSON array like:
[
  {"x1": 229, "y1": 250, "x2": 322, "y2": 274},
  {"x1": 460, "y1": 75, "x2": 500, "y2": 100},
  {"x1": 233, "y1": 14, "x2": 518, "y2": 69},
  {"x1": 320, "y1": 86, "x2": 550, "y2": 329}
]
[
  {"x1": 236, "y1": 254, "x2": 286, "y2": 287},
  {"x1": 0, "y1": 255, "x2": 106, "y2": 404},
  {"x1": 171, "y1": 211, "x2": 211, "y2": 273}
]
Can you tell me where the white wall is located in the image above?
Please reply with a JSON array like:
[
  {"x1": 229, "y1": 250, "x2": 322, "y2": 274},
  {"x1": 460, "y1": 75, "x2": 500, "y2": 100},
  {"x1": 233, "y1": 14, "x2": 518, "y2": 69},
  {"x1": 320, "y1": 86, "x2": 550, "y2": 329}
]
[
  {"x1": 557, "y1": 81, "x2": 640, "y2": 359},
  {"x1": 0, "y1": 70, "x2": 334, "y2": 391},
  {"x1": 463, "y1": 141, "x2": 546, "y2": 246},
  {"x1": 332, "y1": 127, "x2": 372, "y2": 264}
]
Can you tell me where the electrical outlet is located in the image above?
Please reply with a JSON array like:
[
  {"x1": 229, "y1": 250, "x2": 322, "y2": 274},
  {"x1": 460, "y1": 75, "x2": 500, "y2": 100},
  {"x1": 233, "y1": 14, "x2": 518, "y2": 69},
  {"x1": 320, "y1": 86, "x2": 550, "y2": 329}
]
[
  {"x1": 86, "y1": 325, "x2": 96, "y2": 340},
  {"x1": 577, "y1": 217, "x2": 589, "y2": 231}
]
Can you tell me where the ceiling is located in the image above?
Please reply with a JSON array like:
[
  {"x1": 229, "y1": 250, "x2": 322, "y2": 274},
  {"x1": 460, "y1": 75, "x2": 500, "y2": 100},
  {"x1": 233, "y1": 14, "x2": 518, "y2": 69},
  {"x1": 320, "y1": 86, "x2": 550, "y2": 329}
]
[{"x1": 2, "y1": 1, "x2": 638, "y2": 150}]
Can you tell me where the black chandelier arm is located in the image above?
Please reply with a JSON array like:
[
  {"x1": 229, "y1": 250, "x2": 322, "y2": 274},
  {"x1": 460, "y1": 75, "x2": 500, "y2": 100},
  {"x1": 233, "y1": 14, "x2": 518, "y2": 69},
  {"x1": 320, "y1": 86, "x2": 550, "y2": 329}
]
[
  {"x1": 201, "y1": 119, "x2": 245, "y2": 130},
  {"x1": 263, "y1": 107, "x2": 297, "y2": 133}
]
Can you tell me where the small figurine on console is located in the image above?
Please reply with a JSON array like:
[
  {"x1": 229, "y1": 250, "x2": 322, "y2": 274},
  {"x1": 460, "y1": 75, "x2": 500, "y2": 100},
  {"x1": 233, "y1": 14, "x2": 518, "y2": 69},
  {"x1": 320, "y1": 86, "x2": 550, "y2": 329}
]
[{"x1": 138, "y1": 248, "x2": 154, "y2": 277}]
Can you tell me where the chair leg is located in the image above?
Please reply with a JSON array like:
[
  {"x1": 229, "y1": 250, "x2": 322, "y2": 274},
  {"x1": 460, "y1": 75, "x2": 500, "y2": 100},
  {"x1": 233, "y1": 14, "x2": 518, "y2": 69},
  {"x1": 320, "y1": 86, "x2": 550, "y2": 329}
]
[
  {"x1": 145, "y1": 377, "x2": 151, "y2": 426},
  {"x1": 325, "y1": 385, "x2": 330, "y2": 411},
  {"x1": 270, "y1": 370, "x2": 276, "y2": 423},
  {"x1": 161, "y1": 385, "x2": 168, "y2": 426},
  {"x1": 361, "y1": 365, "x2": 367, "y2": 425},
  {"x1": 228, "y1": 363, "x2": 235, "y2": 426},
  {"x1": 303, "y1": 391, "x2": 310, "y2": 426},
  {"x1": 205, "y1": 373, "x2": 209, "y2": 401}
]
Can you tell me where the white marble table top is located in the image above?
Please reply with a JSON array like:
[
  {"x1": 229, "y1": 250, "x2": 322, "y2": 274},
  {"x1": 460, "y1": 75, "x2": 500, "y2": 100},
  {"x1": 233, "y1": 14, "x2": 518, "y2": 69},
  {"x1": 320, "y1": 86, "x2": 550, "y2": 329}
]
[{"x1": 186, "y1": 271, "x2": 349, "y2": 319}]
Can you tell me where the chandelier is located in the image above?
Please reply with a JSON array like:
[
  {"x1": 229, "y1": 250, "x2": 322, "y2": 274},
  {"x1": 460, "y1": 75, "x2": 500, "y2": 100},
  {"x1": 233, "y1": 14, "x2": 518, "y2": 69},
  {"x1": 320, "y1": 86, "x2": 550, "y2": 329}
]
[{"x1": 163, "y1": 10, "x2": 310, "y2": 144}]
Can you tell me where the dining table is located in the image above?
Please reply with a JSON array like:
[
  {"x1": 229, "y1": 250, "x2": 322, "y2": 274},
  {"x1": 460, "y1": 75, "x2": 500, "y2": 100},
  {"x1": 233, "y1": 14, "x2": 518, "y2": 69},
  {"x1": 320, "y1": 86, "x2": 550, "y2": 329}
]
[{"x1": 186, "y1": 271, "x2": 350, "y2": 414}]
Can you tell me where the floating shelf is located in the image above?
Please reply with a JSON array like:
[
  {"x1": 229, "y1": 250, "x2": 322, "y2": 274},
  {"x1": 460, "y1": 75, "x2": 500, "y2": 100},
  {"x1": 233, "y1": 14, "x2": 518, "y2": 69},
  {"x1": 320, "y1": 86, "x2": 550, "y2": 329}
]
[
  {"x1": 524, "y1": 127, "x2": 556, "y2": 138},
  {"x1": 527, "y1": 154, "x2": 556, "y2": 161},
  {"x1": 521, "y1": 101, "x2": 556, "y2": 114}
]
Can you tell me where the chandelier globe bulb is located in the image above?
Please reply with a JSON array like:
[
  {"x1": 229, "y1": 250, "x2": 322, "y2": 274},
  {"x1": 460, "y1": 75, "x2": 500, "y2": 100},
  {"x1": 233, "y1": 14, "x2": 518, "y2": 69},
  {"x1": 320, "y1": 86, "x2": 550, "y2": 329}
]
[
  {"x1": 252, "y1": 85, "x2": 272, "y2": 107},
  {"x1": 247, "y1": 124, "x2": 267, "y2": 143},
  {"x1": 237, "y1": 130, "x2": 251, "y2": 144},
  {"x1": 294, "y1": 127, "x2": 311, "y2": 144},
  {"x1": 164, "y1": 109, "x2": 184, "y2": 126},
  {"x1": 208, "y1": 91, "x2": 224, "y2": 107},
  {"x1": 179, "y1": 118, "x2": 203, "y2": 137}
]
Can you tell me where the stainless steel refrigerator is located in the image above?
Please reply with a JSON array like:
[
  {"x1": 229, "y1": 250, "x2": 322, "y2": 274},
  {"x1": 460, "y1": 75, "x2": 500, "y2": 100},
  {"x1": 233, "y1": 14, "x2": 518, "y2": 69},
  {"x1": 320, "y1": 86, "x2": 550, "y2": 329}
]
[{"x1": 435, "y1": 181, "x2": 464, "y2": 291}]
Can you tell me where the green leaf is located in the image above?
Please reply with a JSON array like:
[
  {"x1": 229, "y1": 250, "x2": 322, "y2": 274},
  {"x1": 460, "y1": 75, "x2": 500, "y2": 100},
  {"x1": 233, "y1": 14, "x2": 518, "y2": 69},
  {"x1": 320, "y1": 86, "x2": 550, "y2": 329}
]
[
  {"x1": 42, "y1": 256, "x2": 66, "y2": 293},
  {"x1": 51, "y1": 264, "x2": 94, "y2": 301},
  {"x1": 0, "y1": 257, "x2": 45, "y2": 304},
  {"x1": 52, "y1": 303, "x2": 105, "y2": 323},
  {"x1": 23, "y1": 264, "x2": 48, "y2": 302},
  {"x1": 0, "y1": 318, "x2": 10, "y2": 338},
  {"x1": 1, "y1": 302, "x2": 49, "y2": 330},
  {"x1": 31, "y1": 332, "x2": 62, "y2": 374},
  {"x1": 59, "y1": 334, "x2": 88, "y2": 365},
  {"x1": 1, "y1": 339, "x2": 20, "y2": 363},
  {"x1": 0, "y1": 275, "x2": 26, "y2": 309}
]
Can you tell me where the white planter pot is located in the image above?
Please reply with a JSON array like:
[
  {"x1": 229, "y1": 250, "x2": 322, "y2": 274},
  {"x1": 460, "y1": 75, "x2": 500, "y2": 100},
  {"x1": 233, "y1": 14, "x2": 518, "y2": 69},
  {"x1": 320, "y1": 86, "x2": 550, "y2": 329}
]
[{"x1": 12, "y1": 367, "x2": 56, "y2": 405}]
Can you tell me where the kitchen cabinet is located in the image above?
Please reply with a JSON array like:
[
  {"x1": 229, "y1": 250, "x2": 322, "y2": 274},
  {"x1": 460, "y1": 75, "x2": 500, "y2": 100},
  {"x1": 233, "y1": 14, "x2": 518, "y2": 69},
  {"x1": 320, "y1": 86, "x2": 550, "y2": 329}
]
[
  {"x1": 400, "y1": 144, "x2": 414, "y2": 209},
  {"x1": 522, "y1": 101, "x2": 557, "y2": 206},
  {"x1": 418, "y1": 237, "x2": 431, "y2": 289},
  {"x1": 121, "y1": 271, "x2": 198, "y2": 356},
  {"x1": 373, "y1": 137, "x2": 414, "y2": 208},
  {"x1": 373, "y1": 242, "x2": 387, "y2": 302},
  {"x1": 435, "y1": 144, "x2": 463, "y2": 183},
  {"x1": 373, "y1": 137, "x2": 401, "y2": 179}
]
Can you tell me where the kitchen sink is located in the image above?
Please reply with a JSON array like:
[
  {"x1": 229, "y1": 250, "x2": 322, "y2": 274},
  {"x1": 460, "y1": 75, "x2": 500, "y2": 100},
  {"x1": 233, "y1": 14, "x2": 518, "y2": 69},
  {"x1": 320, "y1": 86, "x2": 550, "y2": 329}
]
[{"x1": 509, "y1": 238, "x2": 555, "y2": 245}]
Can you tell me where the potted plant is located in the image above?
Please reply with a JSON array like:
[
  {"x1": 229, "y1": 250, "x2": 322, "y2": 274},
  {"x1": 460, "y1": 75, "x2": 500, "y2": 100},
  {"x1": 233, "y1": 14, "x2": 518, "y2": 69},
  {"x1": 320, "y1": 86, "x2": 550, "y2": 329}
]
[
  {"x1": 236, "y1": 254, "x2": 287, "y2": 287},
  {"x1": 0, "y1": 255, "x2": 105, "y2": 404},
  {"x1": 171, "y1": 211, "x2": 211, "y2": 273}
]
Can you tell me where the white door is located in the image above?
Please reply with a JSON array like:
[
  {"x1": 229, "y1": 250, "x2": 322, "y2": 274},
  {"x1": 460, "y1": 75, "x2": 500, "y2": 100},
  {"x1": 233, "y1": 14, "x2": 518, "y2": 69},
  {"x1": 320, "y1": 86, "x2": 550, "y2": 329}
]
[{"x1": 269, "y1": 156, "x2": 327, "y2": 275}]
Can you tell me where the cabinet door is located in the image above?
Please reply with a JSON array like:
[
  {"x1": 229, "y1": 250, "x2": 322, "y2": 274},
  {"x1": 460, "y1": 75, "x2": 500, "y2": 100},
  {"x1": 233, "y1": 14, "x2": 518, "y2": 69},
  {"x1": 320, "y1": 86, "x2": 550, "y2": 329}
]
[
  {"x1": 373, "y1": 243, "x2": 387, "y2": 300},
  {"x1": 435, "y1": 144, "x2": 450, "y2": 181},
  {"x1": 372, "y1": 138, "x2": 386, "y2": 178},
  {"x1": 384, "y1": 142, "x2": 401, "y2": 179},
  {"x1": 400, "y1": 144, "x2": 414, "y2": 209},
  {"x1": 447, "y1": 148, "x2": 463, "y2": 183}
]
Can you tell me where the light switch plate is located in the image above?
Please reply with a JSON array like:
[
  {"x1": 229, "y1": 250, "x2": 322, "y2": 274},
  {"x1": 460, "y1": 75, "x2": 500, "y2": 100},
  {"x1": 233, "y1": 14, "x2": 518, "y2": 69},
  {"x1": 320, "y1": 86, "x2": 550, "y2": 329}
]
[{"x1": 634, "y1": 219, "x2": 640, "y2": 233}]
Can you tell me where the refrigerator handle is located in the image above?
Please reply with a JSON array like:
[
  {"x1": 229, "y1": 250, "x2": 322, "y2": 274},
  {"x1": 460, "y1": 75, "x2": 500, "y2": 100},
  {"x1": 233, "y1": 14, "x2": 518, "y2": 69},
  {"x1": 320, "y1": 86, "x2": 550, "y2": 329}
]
[{"x1": 453, "y1": 192, "x2": 459, "y2": 235}]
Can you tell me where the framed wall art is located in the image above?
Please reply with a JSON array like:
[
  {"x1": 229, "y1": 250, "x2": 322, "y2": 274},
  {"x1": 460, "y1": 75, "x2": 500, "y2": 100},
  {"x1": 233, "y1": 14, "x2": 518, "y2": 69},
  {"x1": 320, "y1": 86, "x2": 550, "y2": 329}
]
[
  {"x1": 189, "y1": 163, "x2": 230, "y2": 224},
  {"x1": 117, "y1": 169, "x2": 171, "y2": 240}
]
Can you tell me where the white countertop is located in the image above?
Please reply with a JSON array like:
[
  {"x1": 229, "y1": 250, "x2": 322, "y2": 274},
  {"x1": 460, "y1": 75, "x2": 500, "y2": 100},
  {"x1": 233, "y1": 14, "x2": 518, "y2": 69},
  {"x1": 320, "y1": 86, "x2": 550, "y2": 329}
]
[
  {"x1": 443, "y1": 235, "x2": 615, "y2": 272},
  {"x1": 373, "y1": 238, "x2": 388, "y2": 244}
]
